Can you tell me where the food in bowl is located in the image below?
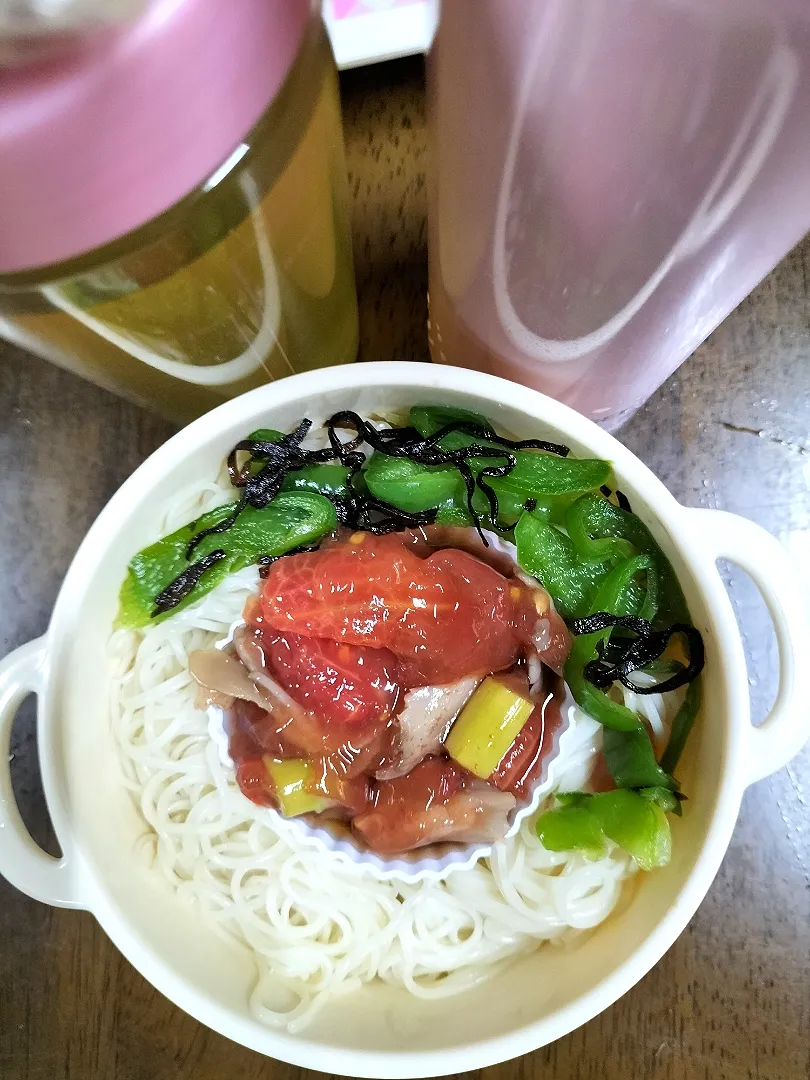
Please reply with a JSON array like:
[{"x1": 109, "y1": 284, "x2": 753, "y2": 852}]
[{"x1": 110, "y1": 404, "x2": 704, "y2": 1031}]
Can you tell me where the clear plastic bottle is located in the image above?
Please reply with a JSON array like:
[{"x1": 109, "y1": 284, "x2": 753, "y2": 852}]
[
  {"x1": 0, "y1": 0, "x2": 358, "y2": 422},
  {"x1": 428, "y1": 0, "x2": 810, "y2": 428}
]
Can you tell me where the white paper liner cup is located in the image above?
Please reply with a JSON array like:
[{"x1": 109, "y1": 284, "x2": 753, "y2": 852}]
[{"x1": 206, "y1": 532, "x2": 582, "y2": 884}]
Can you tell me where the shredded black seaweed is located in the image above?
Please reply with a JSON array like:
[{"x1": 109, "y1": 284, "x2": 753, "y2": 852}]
[
  {"x1": 325, "y1": 411, "x2": 566, "y2": 543},
  {"x1": 599, "y1": 485, "x2": 632, "y2": 513},
  {"x1": 173, "y1": 409, "x2": 575, "y2": 617},
  {"x1": 571, "y1": 611, "x2": 704, "y2": 694},
  {"x1": 186, "y1": 420, "x2": 323, "y2": 558},
  {"x1": 152, "y1": 550, "x2": 227, "y2": 616},
  {"x1": 257, "y1": 543, "x2": 321, "y2": 579},
  {"x1": 422, "y1": 419, "x2": 570, "y2": 458}
]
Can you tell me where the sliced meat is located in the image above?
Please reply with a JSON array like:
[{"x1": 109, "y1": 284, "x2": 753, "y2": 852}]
[
  {"x1": 376, "y1": 675, "x2": 480, "y2": 780},
  {"x1": 353, "y1": 761, "x2": 516, "y2": 853},
  {"x1": 189, "y1": 647, "x2": 274, "y2": 712},
  {"x1": 232, "y1": 622, "x2": 267, "y2": 675},
  {"x1": 226, "y1": 697, "x2": 301, "y2": 760},
  {"x1": 532, "y1": 611, "x2": 572, "y2": 675},
  {"x1": 404, "y1": 525, "x2": 519, "y2": 576}
]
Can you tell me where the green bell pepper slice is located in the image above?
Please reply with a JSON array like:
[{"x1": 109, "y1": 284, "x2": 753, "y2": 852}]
[
  {"x1": 515, "y1": 512, "x2": 614, "y2": 620},
  {"x1": 364, "y1": 453, "x2": 464, "y2": 514},
  {"x1": 247, "y1": 428, "x2": 351, "y2": 498},
  {"x1": 116, "y1": 491, "x2": 337, "y2": 629},
  {"x1": 409, "y1": 404, "x2": 491, "y2": 436},
  {"x1": 537, "y1": 788, "x2": 673, "y2": 870},
  {"x1": 361, "y1": 407, "x2": 611, "y2": 527},
  {"x1": 659, "y1": 677, "x2": 702, "y2": 776},
  {"x1": 564, "y1": 556, "x2": 662, "y2": 731},
  {"x1": 562, "y1": 557, "x2": 677, "y2": 791},
  {"x1": 364, "y1": 448, "x2": 610, "y2": 531},
  {"x1": 563, "y1": 493, "x2": 689, "y2": 627},
  {"x1": 366, "y1": 447, "x2": 611, "y2": 510},
  {"x1": 433, "y1": 486, "x2": 578, "y2": 532},
  {"x1": 411, "y1": 405, "x2": 614, "y2": 497}
]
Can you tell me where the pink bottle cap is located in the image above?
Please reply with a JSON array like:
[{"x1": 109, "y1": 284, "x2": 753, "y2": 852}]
[{"x1": 0, "y1": 0, "x2": 310, "y2": 274}]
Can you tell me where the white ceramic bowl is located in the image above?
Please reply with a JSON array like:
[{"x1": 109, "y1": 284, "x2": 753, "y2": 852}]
[{"x1": 1, "y1": 362, "x2": 809, "y2": 1078}]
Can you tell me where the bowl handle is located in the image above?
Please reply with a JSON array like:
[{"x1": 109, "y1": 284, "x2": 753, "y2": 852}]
[
  {"x1": 679, "y1": 508, "x2": 810, "y2": 786},
  {"x1": 0, "y1": 638, "x2": 83, "y2": 908}
]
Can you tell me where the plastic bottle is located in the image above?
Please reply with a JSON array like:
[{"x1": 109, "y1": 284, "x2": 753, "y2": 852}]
[
  {"x1": 428, "y1": 0, "x2": 810, "y2": 427},
  {"x1": 0, "y1": 0, "x2": 358, "y2": 422}
]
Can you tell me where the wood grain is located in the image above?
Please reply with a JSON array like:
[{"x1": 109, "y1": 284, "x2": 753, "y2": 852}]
[
  {"x1": 0, "y1": 55, "x2": 808, "y2": 1080},
  {"x1": 342, "y1": 57, "x2": 430, "y2": 365}
]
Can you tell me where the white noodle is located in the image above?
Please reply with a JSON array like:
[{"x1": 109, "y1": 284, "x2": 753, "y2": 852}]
[{"x1": 108, "y1": 475, "x2": 679, "y2": 1032}]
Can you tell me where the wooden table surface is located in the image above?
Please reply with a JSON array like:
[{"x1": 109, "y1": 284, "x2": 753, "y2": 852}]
[{"x1": 1, "y1": 57, "x2": 808, "y2": 1080}]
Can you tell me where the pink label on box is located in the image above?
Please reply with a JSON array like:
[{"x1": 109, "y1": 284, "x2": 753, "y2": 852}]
[{"x1": 330, "y1": 0, "x2": 423, "y2": 20}]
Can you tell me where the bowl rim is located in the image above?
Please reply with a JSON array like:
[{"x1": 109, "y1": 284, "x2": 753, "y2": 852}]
[{"x1": 39, "y1": 362, "x2": 750, "y2": 1078}]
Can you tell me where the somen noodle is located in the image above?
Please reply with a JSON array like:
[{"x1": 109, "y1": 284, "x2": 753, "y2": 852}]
[
  {"x1": 108, "y1": 403, "x2": 699, "y2": 1028},
  {"x1": 108, "y1": 472, "x2": 681, "y2": 1032}
]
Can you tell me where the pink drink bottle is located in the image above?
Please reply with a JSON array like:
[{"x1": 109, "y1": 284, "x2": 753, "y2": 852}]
[{"x1": 428, "y1": 0, "x2": 810, "y2": 427}]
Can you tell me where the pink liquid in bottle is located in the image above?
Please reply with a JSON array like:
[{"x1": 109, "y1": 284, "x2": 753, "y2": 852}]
[{"x1": 427, "y1": 0, "x2": 810, "y2": 427}]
